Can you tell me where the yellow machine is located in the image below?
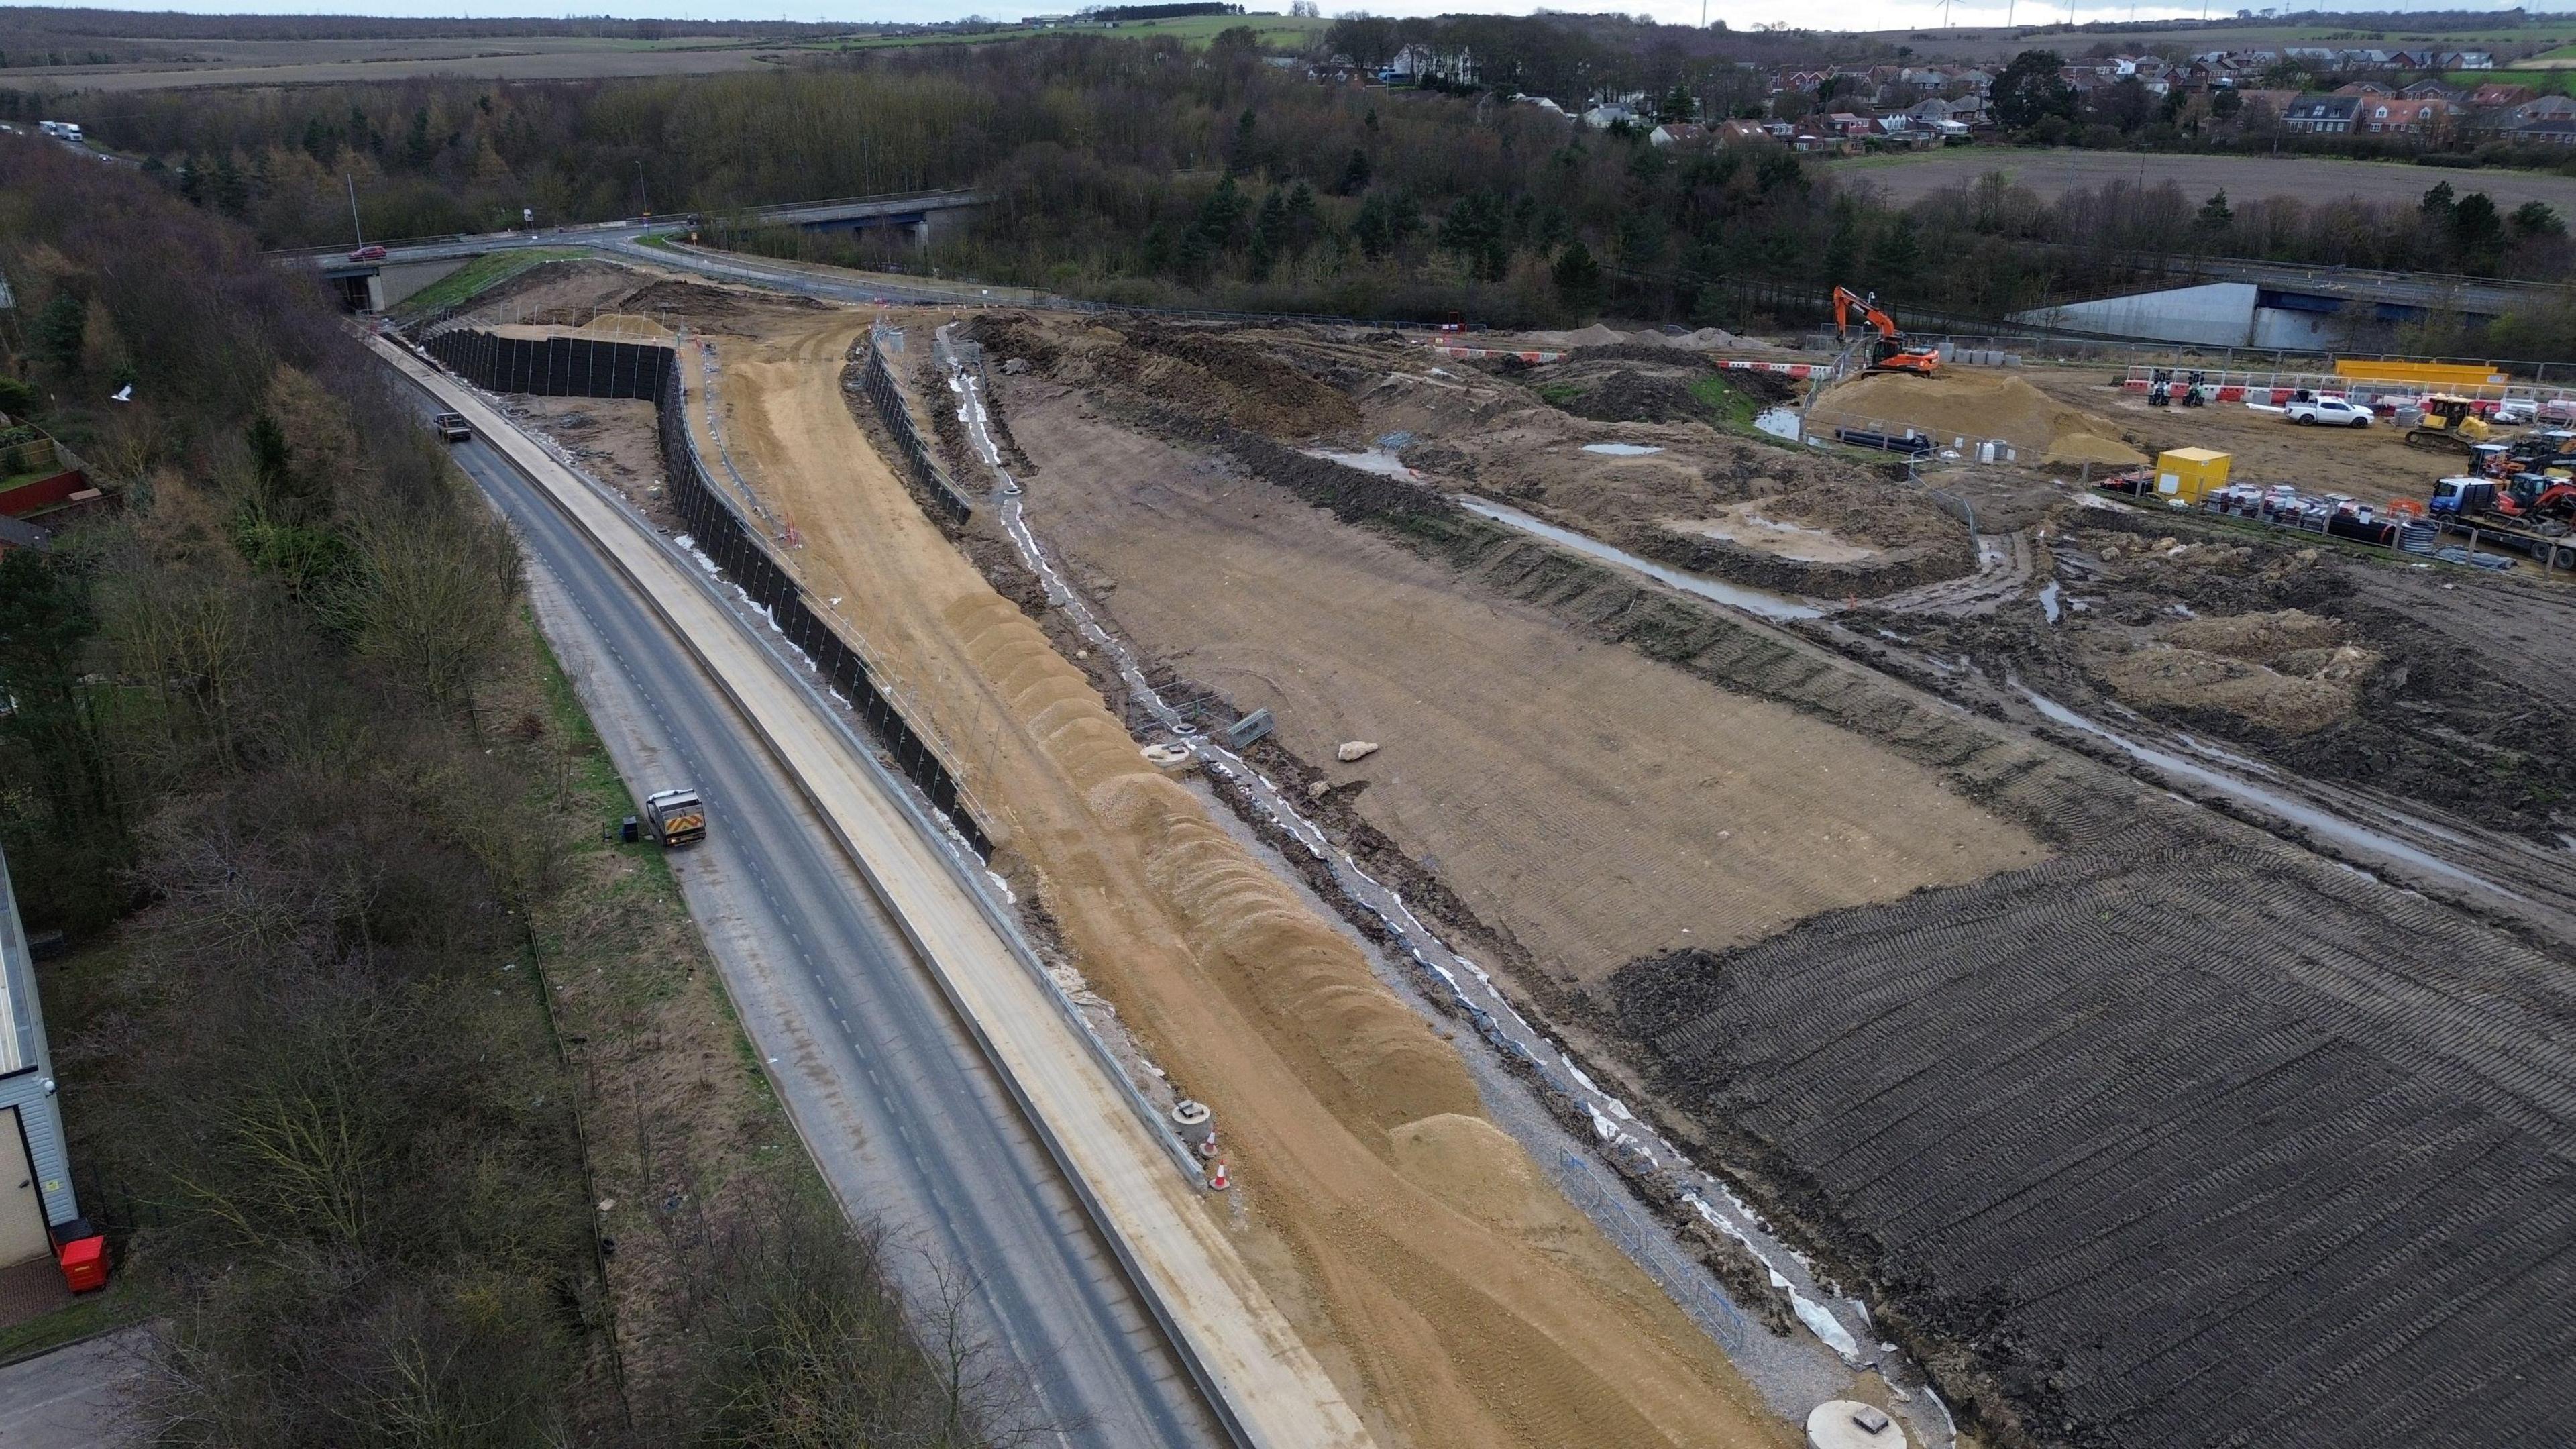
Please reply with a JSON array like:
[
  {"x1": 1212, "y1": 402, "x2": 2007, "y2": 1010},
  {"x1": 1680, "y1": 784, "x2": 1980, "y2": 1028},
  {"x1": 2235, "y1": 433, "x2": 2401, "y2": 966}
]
[{"x1": 2406, "y1": 396, "x2": 2492, "y2": 455}]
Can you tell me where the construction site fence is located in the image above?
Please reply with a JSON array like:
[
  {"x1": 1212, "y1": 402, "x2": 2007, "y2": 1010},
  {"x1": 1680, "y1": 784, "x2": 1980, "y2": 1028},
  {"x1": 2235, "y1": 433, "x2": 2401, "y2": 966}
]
[
  {"x1": 859, "y1": 327, "x2": 975, "y2": 525},
  {"x1": 421, "y1": 325, "x2": 993, "y2": 858},
  {"x1": 2112, "y1": 365, "x2": 2576, "y2": 410}
]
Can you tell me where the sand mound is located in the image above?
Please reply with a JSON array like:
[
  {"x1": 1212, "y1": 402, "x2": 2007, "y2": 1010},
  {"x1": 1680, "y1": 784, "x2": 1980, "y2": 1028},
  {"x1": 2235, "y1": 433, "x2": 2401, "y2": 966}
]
[
  {"x1": 2096, "y1": 626, "x2": 2380, "y2": 735},
  {"x1": 1820, "y1": 370, "x2": 2144, "y2": 464},
  {"x1": 2044, "y1": 432, "x2": 2148, "y2": 466},
  {"x1": 1387, "y1": 1114, "x2": 1593, "y2": 1246}
]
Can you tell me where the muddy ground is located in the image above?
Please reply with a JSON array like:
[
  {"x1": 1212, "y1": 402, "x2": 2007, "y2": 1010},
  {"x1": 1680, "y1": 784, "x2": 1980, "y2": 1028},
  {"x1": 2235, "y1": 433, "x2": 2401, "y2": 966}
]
[
  {"x1": 1849, "y1": 504, "x2": 2576, "y2": 842},
  {"x1": 956, "y1": 311, "x2": 2576, "y2": 1449},
  {"x1": 460, "y1": 280, "x2": 2576, "y2": 1449},
  {"x1": 975, "y1": 313, "x2": 1981, "y2": 600},
  {"x1": 2012, "y1": 365, "x2": 2480, "y2": 511},
  {"x1": 447, "y1": 255, "x2": 822, "y2": 337}
]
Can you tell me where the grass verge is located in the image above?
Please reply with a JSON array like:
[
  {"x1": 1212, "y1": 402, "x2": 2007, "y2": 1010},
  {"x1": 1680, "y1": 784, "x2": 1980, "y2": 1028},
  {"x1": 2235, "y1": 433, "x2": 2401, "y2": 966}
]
[{"x1": 394, "y1": 246, "x2": 588, "y2": 317}]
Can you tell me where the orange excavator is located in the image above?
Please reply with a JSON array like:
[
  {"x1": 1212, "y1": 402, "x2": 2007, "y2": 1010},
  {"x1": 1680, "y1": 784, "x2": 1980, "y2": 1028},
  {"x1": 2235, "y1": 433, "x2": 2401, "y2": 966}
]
[{"x1": 1831, "y1": 286, "x2": 1941, "y2": 376}]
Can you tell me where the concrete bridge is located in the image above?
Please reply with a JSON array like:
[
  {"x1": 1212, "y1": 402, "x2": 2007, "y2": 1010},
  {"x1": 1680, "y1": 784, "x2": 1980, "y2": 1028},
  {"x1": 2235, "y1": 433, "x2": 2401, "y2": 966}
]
[
  {"x1": 2010, "y1": 254, "x2": 2566, "y2": 350},
  {"x1": 281, "y1": 189, "x2": 985, "y2": 310}
]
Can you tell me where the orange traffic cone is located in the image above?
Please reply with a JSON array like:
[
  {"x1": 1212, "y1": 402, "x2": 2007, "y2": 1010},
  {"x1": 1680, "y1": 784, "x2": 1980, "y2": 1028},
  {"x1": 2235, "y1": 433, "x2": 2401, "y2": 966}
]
[{"x1": 1208, "y1": 1161, "x2": 1230, "y2": 1191}]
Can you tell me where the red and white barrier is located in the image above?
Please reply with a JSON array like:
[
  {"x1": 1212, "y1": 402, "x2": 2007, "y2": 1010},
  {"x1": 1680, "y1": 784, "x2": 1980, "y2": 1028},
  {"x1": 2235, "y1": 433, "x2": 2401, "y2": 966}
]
[{"x1": 1430, "y1": 345, "x2": 1566, "y2": 362}]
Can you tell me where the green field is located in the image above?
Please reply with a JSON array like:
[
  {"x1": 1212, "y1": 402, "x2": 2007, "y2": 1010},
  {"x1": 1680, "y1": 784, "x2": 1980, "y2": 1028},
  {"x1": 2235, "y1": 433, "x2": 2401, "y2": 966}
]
[
  {"x1": 1875, "y1": 20, "x2": 2571, "y2": 64},
  {"x1": 817, "y1": 13, "x2": 1324, "y2": 52}
]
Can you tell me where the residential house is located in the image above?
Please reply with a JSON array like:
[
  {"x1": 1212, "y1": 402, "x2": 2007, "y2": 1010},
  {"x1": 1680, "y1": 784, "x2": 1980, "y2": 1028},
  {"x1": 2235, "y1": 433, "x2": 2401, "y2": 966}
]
[
  {"x1": 2400, "y1": 79, "x2": 2463, "y2": 101},
  {"x1": 1648, "y1": 121, "x2": 1707, "y2": 148},
  {"x1": 2519, "y1": 95, "x2": 2576, "y2": 123},
  {"x1": 1385, "y1": 44, "x2": 1477, "y2": 87},
  {"x1": 2454, "y1": 51, "x2": 2496, "y2": 70},
  {"x1": 1582, "y1": 103, "x2": 1641, "y2": 129},
  {"x1": 1714, "y1": 119, "x2": 1770, "y2": 144},
  {"x1": 2333, "y1": 80, "x2": 2395, "y2": 98},
  {"x1": 2359, "y1": 98, "x2": 2448, "y2": 135},
  {"x1": 2516, "y1": 117, "x2": 2576, "y2": 146},
  {"x1": 2468, "y1": 83, "x2": 2534, "y2": 108},
  {"x1": 2281, "y1": 94, "x2": 2361, "y2": 133}
]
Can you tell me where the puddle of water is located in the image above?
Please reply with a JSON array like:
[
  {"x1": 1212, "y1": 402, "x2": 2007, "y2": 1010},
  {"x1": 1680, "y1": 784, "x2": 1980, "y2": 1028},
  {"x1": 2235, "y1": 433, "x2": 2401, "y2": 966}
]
[
  {"x1": 2022, "y1": 688, "x2": 2527, "y2": 903},
  {"x1": 1304, "y1": 447, "x2": 1418, "y2": 479},
  {"x1": 1669, "y1": 511, "x2": 1880, "y2": 566},
  {"x1": 1582, "y1": 442, "x2": 1665, "y2": 456},
  {"x1": 2039, "y1": 580, "x2": 2061, "y2": 624},
  {"x1": 1456, "y1": 496, "x2": 1824, "y2": 621},
  {"x1": 1754, "y1": 406, "x2": 1803, "y2": 441}
]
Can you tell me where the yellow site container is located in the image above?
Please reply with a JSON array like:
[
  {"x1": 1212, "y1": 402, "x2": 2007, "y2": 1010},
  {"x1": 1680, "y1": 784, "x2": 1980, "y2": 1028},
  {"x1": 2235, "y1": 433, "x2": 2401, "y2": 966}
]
[
  {"x1": 2334, "y1": 358, "x2": 2508, "y2": 389},
  {"x1": 2153, "y1": 447, "x2": 2231, "y2": 504}
]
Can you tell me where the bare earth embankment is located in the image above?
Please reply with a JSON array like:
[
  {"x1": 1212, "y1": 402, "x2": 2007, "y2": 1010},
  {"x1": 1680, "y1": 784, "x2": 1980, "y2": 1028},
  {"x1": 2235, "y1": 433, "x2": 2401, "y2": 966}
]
[
  {"x1": 700, "y1": 311, "x2": 1799, "y2": 1449},
  {"x1": 959, "y1": 313, "x2": 2576, "y2": 1449}
]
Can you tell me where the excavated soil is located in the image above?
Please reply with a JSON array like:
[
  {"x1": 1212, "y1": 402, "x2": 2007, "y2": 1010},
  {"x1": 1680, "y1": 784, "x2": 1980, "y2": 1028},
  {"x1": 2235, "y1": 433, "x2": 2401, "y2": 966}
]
[
  {"x1": 700, "y1": 310, "x2": 1801, "y2": 1449},
  {"x1": 681, "y1": 299, "x2": 2576, "y2": 1449},
  {"x1": 979, "y1": 314, "x2": 1971, "y2": 602},
  {"x1": 994, "y1": 376, "x2": 2038, "y2": 987},
  {"x1": 1811, "y1": 370, "x2": 2145, "y2": 466},
  {"x1": 454, "y1": 257, "x2": 818, "y2": 336},
  {"x1": 1867, "y1": 508, "x2": 2576, "y2": 840},
  {"x1": 1615, "y1": 804, "x2": 2576, "y2": 1449},
  {"x1": 965, "y1": 328, "x2": 2576, "y2": 1449}
]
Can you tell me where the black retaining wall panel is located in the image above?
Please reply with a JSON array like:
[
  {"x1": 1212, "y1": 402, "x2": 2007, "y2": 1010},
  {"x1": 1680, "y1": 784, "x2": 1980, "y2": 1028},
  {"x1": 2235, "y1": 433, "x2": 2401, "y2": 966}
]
[
  {"x1": 430, "y1": 327, "x2": 989, "y2": 857},
  {"x1": 860, "y1": 331, "x2": 975, "y2": 525},
  {"x1": 425, "y1": 329, "x2": 674, "y2": 401}
]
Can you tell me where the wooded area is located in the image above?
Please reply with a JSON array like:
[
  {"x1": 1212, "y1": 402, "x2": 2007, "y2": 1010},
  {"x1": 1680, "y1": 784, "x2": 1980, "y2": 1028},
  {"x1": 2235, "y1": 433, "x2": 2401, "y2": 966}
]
[
  {"x1": 12, "y1": 25, "x2": 2575, "y2": 347},
  {"x1": 0, "y1": 137, "x2": 996, "y2": 1447}
]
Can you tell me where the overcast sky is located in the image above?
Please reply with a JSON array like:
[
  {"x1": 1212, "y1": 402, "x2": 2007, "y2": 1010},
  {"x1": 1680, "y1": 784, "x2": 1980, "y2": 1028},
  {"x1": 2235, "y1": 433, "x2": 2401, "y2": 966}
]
[{"x1": 14, "y1": 0, "x2": 2565, "y2": 34}]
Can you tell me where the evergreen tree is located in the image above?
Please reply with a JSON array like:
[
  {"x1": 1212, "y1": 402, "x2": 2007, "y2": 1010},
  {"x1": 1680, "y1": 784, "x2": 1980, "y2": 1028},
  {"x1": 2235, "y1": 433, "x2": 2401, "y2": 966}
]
[
  {"x1": 2199, "y1": 189, "x2": 2233, "y2": 227},
  {"x1": 33, "y1": 294, "x2": 85, "y2": 374},
  {"x1": 1336, "y1": 147, "x2": 1371, "y2": 196},
  {"x1": 1551, "y1": 241, "x2": 1603, "y2": 313},
  {"x1": 1876, "y1": 214, "x2": 1921, "y2": 290},
  {"x1": 211, "y1": 154, "x2": 248, "y2": 217},
  {"x1": 1248, "y1": 187, "x2": 1289, "y2": 279}
]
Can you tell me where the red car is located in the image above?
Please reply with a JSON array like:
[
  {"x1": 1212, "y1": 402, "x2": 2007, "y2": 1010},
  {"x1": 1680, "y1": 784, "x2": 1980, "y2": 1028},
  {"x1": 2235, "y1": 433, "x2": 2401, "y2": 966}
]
[{"x1": 347, "y1": 244, "x2": 388, "y2": 262}]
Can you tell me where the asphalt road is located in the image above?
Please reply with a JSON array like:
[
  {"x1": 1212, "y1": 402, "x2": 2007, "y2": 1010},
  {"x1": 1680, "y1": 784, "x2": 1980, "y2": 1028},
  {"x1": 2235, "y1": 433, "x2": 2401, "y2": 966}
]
[
  {"x1": 0, "y1": 1327, "x2": 148, "y2": 1448},
  {"x1": 408, "y1": 385, "x2": 1222, "y2": 1449}
]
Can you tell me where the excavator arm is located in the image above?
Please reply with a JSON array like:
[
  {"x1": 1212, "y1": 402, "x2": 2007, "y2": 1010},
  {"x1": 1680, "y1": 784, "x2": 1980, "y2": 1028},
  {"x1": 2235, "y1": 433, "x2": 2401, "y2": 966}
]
[
  {"x1": 1831, "y1": 286, "x2": 1900, "y2": 343},
  {"x1": 1831, "y1": 286, "x2": 1939, "y2": 376}
]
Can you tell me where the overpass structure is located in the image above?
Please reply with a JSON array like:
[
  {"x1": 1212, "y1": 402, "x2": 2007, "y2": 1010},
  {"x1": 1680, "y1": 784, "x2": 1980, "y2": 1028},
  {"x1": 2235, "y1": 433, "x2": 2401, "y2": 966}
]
[
  {"x1": 2010, "y1": 254, "x2": 2568, "y2": 350},
  {"x1": 286, "y1": 189, "x2": 985, "y2": 310}
]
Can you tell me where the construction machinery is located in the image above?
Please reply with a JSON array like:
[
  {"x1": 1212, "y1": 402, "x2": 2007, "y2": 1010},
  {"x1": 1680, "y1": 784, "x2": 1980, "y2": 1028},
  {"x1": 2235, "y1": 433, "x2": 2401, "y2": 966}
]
[
  {"x1": 2405, "y1": 395, "x2": 2492, "y2": 454},
  {"x1": 2428, "y1": 476, "x2": 2576, "y2": 568},
  {"x1": 641, "y1": 787, "x2": 706, "y2": 846},
  {"x1": 1830, "y1": 287, "x2": 1940, "y2": 376},
  {"x1": 2483, "y1": 429, "x2": 2576, "y2": 480}
]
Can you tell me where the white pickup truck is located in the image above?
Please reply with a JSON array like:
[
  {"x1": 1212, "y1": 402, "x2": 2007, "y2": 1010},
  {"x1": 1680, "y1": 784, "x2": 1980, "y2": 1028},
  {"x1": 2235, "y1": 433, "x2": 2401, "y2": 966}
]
[{"x1": 2283, "y1": 396, "x2": 2373, "y2": 428}]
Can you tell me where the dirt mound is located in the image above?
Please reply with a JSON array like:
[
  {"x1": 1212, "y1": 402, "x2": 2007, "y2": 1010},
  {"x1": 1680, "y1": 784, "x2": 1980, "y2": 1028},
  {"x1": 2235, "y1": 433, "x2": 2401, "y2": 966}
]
[
  {"x1": 2165, "y1": 608, "x2": 2346, "y2": 663},
  {"x1": 2096, "y1": 645, "x2": 2361, "y2": 734},
  {"x1": 1523, "y1": 323, "x2": 1629, "y2": 347},
  {"x1": 973, "y1": 316, "x2": 1359, "y2": 439},
  {"x1": 2095, "y1": 607, "x2": 2379, "y2": 734},
  {"x1": 1556, "y1": 370, "x2": 1709, "y2": 425},
  {"x1": 1818, "y1": 370, "x2": 2145, "y2": 464}
]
